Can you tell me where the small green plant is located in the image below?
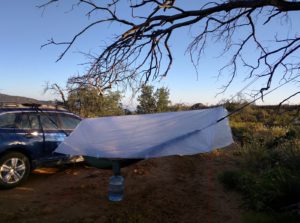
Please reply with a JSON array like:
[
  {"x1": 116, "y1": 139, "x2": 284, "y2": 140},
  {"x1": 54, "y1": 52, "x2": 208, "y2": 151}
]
[{"x1": 218, "y1": 170, "x2": 243, "y2": 191}]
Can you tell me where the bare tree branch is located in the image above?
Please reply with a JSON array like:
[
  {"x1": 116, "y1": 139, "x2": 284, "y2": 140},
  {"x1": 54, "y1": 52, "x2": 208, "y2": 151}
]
[
  {"x1": 40, "y1": 0, "x2": 300, "y2": 96},
  {"x1": 278, "y1": 91, "x2": 300, "y2": 107},
  {"x1": 44, "y1": 82, "x2": 67, "y2": 104}
]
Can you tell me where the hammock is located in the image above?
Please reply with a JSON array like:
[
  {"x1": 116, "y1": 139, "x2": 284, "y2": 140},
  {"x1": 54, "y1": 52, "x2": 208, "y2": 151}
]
[{"x1": 56, "y1": 106, "x2": 233, "y2": 159}]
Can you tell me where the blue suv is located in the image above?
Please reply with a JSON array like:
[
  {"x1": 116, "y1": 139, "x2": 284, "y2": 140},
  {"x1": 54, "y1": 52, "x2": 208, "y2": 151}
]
[{"x1": 0, "y1": 103, "x2": 81, "y2": 189}]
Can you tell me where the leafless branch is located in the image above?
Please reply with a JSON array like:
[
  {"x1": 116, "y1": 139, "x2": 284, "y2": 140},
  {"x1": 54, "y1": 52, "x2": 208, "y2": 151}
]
[
  {"x1": 39, "y1": 0, "x2": 300, "y2": 96},
  {"x1": 44, "y1": 82, "x2": 67, "y2": 104},
  {"x1": 278, "y1": 91, "x2": 300, "y2": 107}
]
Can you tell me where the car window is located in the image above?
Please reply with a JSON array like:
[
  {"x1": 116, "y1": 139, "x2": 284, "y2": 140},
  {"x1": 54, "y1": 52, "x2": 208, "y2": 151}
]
[
  {"x1": 28, "y1": 113, "x2": 41, "y2": 130},
  {"x1": 0, "y1": 113, "x2": 17, "y2": 128},
  {"x1": 59, "y1": 114, "x2": 81, "y2": 130},
  {"x1": 40, "y1": 113, "x2": 60, "y2": 130},
  {"x1": 15, "y1": 113, "x2": 41, "y2": 130},
  {"x1": 19, "y1": 113, "x2": 31, "y2": 129}
]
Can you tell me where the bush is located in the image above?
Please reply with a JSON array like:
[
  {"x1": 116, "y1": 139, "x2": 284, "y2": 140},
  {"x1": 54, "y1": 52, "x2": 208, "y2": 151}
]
[
  {"x1": 220, "y1": 137, "x2": 300, "y2": 211},
  {"x1": 221, "y1": 105, "x2": 300, "y2": 213},
  {"x1": 242, "y1": 211, "x2": 300, "y2": 223},
  {"x1": 239, "y1": 140, "x2": 279, "y2": 172},
  {"x1": 218, "y1": 170, "x2": 243, "y2": 191},
  {"x1": 246, "y1": 166, "x2": 300, "y2": 210}
]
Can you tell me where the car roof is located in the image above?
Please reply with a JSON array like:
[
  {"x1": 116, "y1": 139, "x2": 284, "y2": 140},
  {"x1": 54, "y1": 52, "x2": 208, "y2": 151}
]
[
  {"x1": 0, "y1": 103, "x2": 80, "y2": 118},
  {"x1": 0, "y1": 107, "x2": 68, "y2": 113}
]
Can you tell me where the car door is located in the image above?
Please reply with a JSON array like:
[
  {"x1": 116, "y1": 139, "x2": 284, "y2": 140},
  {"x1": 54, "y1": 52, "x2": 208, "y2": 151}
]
[
  {"x1": 13, "y1": 112, "x2": 45, "y2": 159},
  {"x1": 53, "y1": 113, "x2": 82, "y2": 157},
  {"x1": 0, "y1": 113, "x2": 18, "y2": 153},
  {"x1": 39, "y1": 112, "x2": 67, "y2": 157}
]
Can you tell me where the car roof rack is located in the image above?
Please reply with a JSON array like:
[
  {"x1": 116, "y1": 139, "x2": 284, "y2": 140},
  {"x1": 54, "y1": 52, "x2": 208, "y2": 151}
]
[{"x1": 0, "y1": 102, "x2": 68, "y2": 111}]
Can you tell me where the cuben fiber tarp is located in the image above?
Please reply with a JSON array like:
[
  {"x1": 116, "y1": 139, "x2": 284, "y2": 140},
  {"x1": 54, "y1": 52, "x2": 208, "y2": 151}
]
[{"x1": 56, "y1": 107, "x2": 233, "y2": 159}]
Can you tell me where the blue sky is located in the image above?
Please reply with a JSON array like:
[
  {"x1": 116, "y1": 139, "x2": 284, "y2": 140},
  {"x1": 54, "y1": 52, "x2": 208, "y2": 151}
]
[{"x1": 0, "y1": 0, "x2": 299, "y2": 107}]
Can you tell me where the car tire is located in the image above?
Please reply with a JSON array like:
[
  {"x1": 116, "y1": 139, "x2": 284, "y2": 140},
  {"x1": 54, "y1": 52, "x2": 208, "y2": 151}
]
[{"x1": 0, "y1": 152, "x2": 30, "y2": 189}]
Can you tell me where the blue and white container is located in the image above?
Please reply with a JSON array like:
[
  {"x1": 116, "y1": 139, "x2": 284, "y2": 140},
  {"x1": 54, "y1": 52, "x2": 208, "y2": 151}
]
[{"x1": 108, "y1": 175, "x2": 124, "y2": 202}]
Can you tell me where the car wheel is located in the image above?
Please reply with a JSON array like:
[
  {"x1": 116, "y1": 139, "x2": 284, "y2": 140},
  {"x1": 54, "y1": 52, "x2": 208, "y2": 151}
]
[{"x1": 0, "y1": 152, "x2": 30, "y2": 189}]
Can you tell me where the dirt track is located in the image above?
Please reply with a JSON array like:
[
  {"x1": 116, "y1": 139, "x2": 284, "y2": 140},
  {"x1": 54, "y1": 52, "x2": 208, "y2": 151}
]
[{"x1": 0, "y1": 149, "x2": 242, "y2": 223}]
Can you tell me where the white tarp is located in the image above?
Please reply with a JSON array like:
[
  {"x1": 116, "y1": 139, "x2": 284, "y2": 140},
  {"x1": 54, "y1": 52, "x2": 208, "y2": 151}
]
[{"x1": 56, "y1": 107, "x2": 233, "y2": 159}]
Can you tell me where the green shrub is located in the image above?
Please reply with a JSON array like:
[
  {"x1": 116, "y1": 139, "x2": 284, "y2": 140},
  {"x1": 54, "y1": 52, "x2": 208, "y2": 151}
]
[
  {"x1": 219, "y1": 167, "x2": 300, "y2": 211},
  {"x1": 249, "y1": 167, "x2": 300, "y2": 210},
  {"x1": 279, "y1": 143, "x2": 300, "y2": 171},
  {"x1": 222, "y1": 105, "x2": 300, "y2": 213},
  {"x1": 220, "y1": 138, "x2": 300, "y2": 211},
  {"x1": 218, "y1": 170, "x2": 243, "y2": 191},
  {"x1": 239, "y1": 140, "x2": 276, "y2": 172},
  {"x1": 242, "y1": 211, "x2": 300, "y2": 223}
]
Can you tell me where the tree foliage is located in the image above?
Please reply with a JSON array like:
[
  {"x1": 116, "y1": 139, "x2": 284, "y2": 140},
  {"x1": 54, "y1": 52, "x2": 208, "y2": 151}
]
[
  {"x1": 136, "y1": 85, "x2": 157, "y2": 114},
  {"x1": 40, "y1": 0, "x2": 300, "y2": 100},
  {"x1": 45, "y1": 82, "x2": 124, "y2": 117},
  {"x1": 67, "y1": 87, "x2": 124, "y2": 117},
  {"x1": 137, "y1": 85, "x2": 170, "y2": 114},
  {"x1": 155, "y1": 87, "x2": 170, "y2": 113}
]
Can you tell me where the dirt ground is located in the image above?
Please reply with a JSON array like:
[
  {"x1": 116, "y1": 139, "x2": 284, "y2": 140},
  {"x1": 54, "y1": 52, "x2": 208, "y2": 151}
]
[{"x1": 0, "y1": 148, "x2": 243, "y2": 223}]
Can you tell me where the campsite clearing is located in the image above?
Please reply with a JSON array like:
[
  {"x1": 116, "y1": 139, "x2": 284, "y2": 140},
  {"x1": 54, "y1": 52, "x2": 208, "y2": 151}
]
[{"x1": 0, "y1": 147, "x2": 242, "y2": 223}]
